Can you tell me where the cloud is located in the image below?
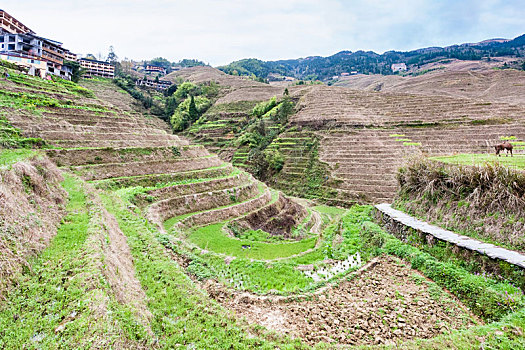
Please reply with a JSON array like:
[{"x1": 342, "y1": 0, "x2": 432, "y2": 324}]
[{"x1": 1, "y1": 0, "x2": 523, "y2": 65}]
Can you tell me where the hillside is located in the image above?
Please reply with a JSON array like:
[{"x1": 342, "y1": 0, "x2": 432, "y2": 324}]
[
  {"x1": 1, "y1": 59, "x2": 525, "y2": 348},
  {"x1": 168, "y1": 66, "x2": 525, "y2": 205},
  {"x1": 333, "y1": 62, "x2": 525, "y2": 105},
  {"x1": 218, "y1": 34, "x2": 525, "y2": 80}
]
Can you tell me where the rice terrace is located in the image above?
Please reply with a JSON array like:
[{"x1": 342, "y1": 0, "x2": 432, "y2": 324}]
[{"x1": 1, "y1": 3, "x2": 525, "y2": 349}]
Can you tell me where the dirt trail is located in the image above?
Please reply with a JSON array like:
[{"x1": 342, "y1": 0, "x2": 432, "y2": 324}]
[{"x1": 209, "y1": 255, "x2": 478, "y2": 346}]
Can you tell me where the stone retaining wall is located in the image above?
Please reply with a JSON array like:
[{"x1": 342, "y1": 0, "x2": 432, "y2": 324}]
[{"x1": 374, "y1": 203, "x2": 525, "y2": 289}]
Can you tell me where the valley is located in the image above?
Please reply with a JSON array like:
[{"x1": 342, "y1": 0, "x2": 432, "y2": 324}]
[{"x1": 1, "y1": 47, "x2": 525, "y2": 349}]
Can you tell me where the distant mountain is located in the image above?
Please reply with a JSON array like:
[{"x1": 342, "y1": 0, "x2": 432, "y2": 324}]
[{"x1": 218, "y1": 34, "x2": 525, "y2": 81}]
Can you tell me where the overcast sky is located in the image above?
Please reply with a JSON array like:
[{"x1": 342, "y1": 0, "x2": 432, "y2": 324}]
[{"x1": 2, "y1": 0, "x2": 524, "y2": 66}]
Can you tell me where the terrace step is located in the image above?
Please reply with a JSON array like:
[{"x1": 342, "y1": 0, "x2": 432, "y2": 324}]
[
  {"x1": 36, "y1": 131, "x2": 177, "y2": 142},
  {"x1": 46, "y1": 145, "x2": 208, "y2": 167},
  {"x1": 92, "y1": 164, "x2": 234, "y2": 189},
  {"x1": 150, "y1": 180, "x2": 260, "y2": 223},
  {"x1": 176, "y1": 186, "x2": 273, "y2": 228},
  {"x1": 11, "y1": 121, "x2": 169, "y2": 136},
  {"x1": 69, "y1": 156, "x2": 224, "y2": 181},
  {"x1": 48, "y1": 139, "x2": 187, "y2": 148},
  {"x1": 143, "y1": 172, "x2": 251, "y2": 202}
]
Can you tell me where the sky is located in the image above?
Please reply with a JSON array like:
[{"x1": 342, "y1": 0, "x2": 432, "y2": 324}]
[{"x1": 2, "y1": 0, "x2": 524, "y2": 66}]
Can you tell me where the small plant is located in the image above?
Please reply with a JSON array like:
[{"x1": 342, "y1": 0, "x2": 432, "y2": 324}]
[{"x1": 171, "y1": 146, "x2": 181, "y2": 157}]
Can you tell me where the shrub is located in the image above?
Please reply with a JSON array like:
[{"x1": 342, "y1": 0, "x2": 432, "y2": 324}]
[
  {"x1": 252, "y1": 96, "x2": 277, "y2": 117},
  {"x1": 170, "y1": 109, "x2": 188, "y2": 131},
  {"x1": 264, "y1": 149, "x2": 284, "y2": 171},
  {"x1": 174, "y1": 82, "x2": 199, "y2": 100}
]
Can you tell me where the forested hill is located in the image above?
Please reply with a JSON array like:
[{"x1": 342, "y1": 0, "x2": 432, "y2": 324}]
[{"x1": 218, "y1": 34, "x2": 525, "y2": 81}]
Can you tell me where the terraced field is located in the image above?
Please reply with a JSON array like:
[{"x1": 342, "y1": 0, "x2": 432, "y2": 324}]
[
  {"x1": 172, "y1": 66, "x2": 525, "y2": 204},
  {"x1": 2, "y1": 66, "x2": 525, "y2": 348},
  {"x1": 334, "y1": 65, "x2": 525, "y2": 106}
]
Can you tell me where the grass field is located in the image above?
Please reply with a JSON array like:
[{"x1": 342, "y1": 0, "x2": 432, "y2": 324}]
[
  {"x1": 189, "y1": 222, "x2": 318, "y2": 260},
  {"x1": 0, "y1": 149, "x2": 38, "y2": 167},
  {"x1": 432, "y1": 153, "x2": 525, "y2": 169}
]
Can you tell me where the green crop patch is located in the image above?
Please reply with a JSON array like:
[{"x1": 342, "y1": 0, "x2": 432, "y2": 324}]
[
  {"x1": 433, "y1": 153, "x2": 525, "y2": 170},
  {"x1": 0, "y1": 175, "x2": 150, "y2": 348},
  {"x1": 189, "y1": 222, "x2": 317, "y2": 260},
  {"x1": 100, "y1": 190, "x2": 306, "y2": 348}
]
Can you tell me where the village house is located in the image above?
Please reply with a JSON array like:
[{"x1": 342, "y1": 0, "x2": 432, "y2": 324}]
[
  {"x1": 135, "y1": 78, "x2": 172, "y2": 90},
  {"x1": 145, "y1": 65, "x2": 166, "y2": 75},
  {"x1": 79, "y1": 58, "x2": 115, "y2": 79},
  {"x1": 64, "y1": 50, "x2": 78, "y2": 61},
  {"x1": 391, "y1": 63, "x2": 407, "y2": 72},
  {"x1": 0, "y1": 9, "x2": 72, "y2": 80}
]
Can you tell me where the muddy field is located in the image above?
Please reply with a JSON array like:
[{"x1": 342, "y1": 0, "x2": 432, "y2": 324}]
[{"x1": 208, "y1": 255, "x2": 478, "y2": 346}]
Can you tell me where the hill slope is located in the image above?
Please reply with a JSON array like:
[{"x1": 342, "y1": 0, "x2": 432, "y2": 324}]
[
  {"x1": 169, "y1": 66, "x2": 525, "y2": 204},
  {"x1": 2, "y1": 63, "x2": 525, "y2": 348}
]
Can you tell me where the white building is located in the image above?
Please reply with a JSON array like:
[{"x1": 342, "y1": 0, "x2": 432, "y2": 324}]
[{"x1": 391, "y1": 63, "x2": 407, "y2": 72}]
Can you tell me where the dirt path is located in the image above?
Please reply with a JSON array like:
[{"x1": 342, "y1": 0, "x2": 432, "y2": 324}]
[{"x1": 209, "y1": 255, "x2": 478, "y2": 346}]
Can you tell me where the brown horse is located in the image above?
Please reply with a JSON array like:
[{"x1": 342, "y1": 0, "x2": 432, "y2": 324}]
[{"x1": 495, "y1": 141, "x2": 513, "y2": 157}]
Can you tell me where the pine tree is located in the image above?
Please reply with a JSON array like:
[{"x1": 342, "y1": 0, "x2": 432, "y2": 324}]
[{"x1": 188, "y1": 95, "x2": 198, "y2": 123}]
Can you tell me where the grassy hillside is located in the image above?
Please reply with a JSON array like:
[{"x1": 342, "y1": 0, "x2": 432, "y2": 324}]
[
  {"x1": 2, "y1": 64, "x2": 525, "y2": 348},
  {"x1": 394, "y1": 156, "x2": 525, "y2": 253}
]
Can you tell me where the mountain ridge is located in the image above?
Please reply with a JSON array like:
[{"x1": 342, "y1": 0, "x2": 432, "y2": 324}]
[{"x1": 218, "y1": 34, "x2": 525, "y2": 80}]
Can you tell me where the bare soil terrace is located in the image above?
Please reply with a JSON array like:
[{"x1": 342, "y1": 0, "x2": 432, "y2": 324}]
[{"x1": 209, "y1": 255, "x2": 477, "y2": 347}]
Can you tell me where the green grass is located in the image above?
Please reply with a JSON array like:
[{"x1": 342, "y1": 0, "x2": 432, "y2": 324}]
[
  {"x1": 0, "y1": 148, "x2": 38, "y2": 167},
  {"x1": 0, "y1": 175, "x2": 149, "y2": 348},
  {"x1": 100, "y1": 190, "x2": 307, "y2": 349},
  {"x1": 400, "y1": 309, "x2": 525, "y2": 349},
  {"x1": 0, "y1": 114, "x2": 47, "y2": 149},
  {"x1": 0, "y1": 88, "x2": 108, "y2": 114},
  {"x1": 312, "y1": 204, "x2": 347, "y2": 217},
  {"x1": 189, "y1": 223, "x2": 317, "y2": 260},
  {"x1": 433, "y1": 153, "x2": 525, "y2": 169}
]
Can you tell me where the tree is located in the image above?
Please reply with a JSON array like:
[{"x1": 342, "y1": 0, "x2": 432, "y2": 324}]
[
  {"x1": 276, "y1": 96, "x2": 293, "y2": 124},
  {"x1": 64, "y1": 60, "x2": 85, "y2": 83},
  {"x1": 174, "y1": 82, "x2": 199, "y2": 100},
  {"x1": 107, "y1": 46, "x2": 118, "y2": 63},
  {"x1": 164, "y1": 96, "x2": 178, "y2": 118},
  {"x1": 188, "y1": 95, "x2": 198, "y2": 123},
  {"x1": 85, "y1": 53, "x2": 97, "y2": 60},
  {"x1": 120, "y1": 59, "x2": 133, "y2": 75},
  {"x1": 164, "y1": 83, "x2": 178, "y2": 97},
  {"x1": 149, "y1": 57, "x2": 171, "y2": 70},
  {"x1": 177, "y1": 59, "x2": 207, "y2": 67}
]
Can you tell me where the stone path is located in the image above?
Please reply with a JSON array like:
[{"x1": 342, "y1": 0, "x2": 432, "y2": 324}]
[{"x1": 375, "y1": 203, "x2": 525, "y2": 269}]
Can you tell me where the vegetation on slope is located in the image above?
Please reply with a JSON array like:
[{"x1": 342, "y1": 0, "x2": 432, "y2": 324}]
[
  {"x1": 395, "y1": 156, "x2": 525, "y2": 253},
  {"x1": 0, "y1": 175, "x2": 150, "y2": 348},
  {"x1": 432, "y1": 153, "x2": 525, "y2": 170},
  {"x1": 101, "y1": 188, "x2": 309, "y2": 349},
  {"x1": 3, "y1": 67, "x2": 525, "y2": 348}
]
